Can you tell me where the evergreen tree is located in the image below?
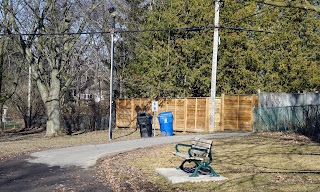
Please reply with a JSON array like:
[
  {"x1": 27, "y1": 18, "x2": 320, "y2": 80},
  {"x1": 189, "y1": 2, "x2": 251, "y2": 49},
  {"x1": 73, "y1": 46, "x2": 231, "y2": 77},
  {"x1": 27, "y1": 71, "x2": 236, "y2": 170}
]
[{"x1": 122, "y1": 0, "x2": 320, "y2": 97}]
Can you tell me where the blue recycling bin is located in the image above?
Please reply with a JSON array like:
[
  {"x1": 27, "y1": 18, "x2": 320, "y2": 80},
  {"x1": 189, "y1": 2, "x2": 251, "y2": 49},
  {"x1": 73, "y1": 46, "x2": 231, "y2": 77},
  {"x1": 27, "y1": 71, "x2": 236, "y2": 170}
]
[{"x1": 157, "y1": 111, "x2": 173, "y2": 136}]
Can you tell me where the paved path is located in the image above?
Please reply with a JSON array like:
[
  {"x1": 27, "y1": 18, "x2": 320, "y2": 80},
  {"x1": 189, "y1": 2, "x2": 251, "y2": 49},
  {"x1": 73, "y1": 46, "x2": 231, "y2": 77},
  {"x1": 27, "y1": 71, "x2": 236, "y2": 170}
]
[
  {"x1": 1, "y1": 132, "x2": 251, "y2": 191},
  {"x1": 27, "y1": 132, "x2": 252, "y2": 169}
]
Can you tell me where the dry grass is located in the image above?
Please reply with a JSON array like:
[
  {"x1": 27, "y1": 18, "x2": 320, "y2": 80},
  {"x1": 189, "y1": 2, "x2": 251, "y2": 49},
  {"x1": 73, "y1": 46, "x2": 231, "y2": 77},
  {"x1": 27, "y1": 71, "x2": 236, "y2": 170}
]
[
  {"x1": 0, "y1": 128, "x2": 143, "y2": 161},
  {"x1": 98, "y1": 132, "x2": 320, "y2": 192},
  {"x1": 0, "y1": 127, "x2": 198, "y2": 162}
]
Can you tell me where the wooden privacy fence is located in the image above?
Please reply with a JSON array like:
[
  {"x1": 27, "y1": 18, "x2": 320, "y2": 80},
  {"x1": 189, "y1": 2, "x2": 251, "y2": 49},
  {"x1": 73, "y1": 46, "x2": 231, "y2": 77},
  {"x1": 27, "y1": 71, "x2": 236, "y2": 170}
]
[
  {"x1": 116, "y1": 98, "x2": 221, "y2": 132},
  {"x1": 221, "y1": 94, "x2": 258, "y2": 131},
  {"x1": 116, "y1": 95, "x2": 258, "y2": 133}
]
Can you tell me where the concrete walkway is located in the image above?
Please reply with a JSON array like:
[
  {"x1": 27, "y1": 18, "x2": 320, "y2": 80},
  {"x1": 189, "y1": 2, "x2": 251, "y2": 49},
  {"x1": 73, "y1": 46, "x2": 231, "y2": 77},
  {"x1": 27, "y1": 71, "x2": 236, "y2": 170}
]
[{"x1": 27, "y1": 132, "x2": 251, "y2": 169}]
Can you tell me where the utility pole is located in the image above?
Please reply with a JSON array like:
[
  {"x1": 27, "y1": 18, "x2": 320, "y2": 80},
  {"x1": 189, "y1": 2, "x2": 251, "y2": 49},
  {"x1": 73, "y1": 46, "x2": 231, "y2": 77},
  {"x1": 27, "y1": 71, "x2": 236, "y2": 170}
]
[
  {"x1": 108, "y1": 7, "x2": 116, "y2": 140},
  {"x1": 209, "y1": 0, "x2": 220, "y2": 133}
]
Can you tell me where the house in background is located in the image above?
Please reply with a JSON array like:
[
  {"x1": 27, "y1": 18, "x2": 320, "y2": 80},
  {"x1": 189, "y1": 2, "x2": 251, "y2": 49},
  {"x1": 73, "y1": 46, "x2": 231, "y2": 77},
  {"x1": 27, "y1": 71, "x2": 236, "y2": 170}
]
[{"x1": 71, "y1": 66, "x2": 109, "y2": 103}]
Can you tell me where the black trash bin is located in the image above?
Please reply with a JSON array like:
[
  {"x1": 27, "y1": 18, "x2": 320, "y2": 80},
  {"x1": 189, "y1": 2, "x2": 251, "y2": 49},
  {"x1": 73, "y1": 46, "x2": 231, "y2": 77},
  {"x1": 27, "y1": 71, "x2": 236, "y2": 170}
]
[{"x1": 137, "y1": 112, "x2": 153, "y2": 138}]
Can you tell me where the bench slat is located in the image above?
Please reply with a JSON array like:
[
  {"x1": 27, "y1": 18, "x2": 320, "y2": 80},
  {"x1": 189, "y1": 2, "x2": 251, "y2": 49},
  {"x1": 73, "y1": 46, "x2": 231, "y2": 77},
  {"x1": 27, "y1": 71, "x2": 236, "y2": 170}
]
[
  {"x1": 172, "y1": 152, "x2": 204, "y2": 161},
  {"x1": 192, "y1": 150, "x2": 208, "y2": 157},
  {"x1": 193, "y1": 138, "x2": 212, "y2": 145},
  {"x1": 192, "y1": 142, "x2": 212, "y2": 149},
  {"x1": 192, "y1": 139, "x2": 212, "y2": 149},
  {"x1": 191, "y1": 138, "x2": 212, "y2": 158}
]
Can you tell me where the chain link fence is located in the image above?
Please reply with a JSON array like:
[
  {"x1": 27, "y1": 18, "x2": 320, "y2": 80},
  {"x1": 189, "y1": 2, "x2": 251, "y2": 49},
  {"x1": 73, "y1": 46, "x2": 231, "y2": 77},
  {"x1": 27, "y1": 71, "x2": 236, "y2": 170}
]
[
  {"x1": 253, "y1": 105, "x2": 320, "y2": 137},
  {"x1": 2, "y1": 118, "x2": 24, "y2": 130}
]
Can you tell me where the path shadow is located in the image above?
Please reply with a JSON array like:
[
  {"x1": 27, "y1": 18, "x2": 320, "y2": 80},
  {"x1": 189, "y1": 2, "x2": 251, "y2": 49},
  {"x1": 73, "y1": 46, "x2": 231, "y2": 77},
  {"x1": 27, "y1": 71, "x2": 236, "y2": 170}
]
[
  {"x1": 0, "y1": 156, "x2": 112, "y2": 192},
  {"x1": 182, "y1": 167, "x2": 212, "y2": 175}
]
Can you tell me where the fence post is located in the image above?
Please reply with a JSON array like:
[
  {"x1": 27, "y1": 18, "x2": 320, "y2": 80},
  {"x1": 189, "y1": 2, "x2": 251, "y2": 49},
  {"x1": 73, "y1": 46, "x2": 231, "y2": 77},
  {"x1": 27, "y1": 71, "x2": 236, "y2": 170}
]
[
  {"x1": 184, "y1": 98, "x2": 187, "y2": 132},
  {"x1": 303, "y1": 90, "x2": 307, "y2": 105},
  {"x1": 251, "y1": 95, "x2": 254, "y2": 131},
  {"x1": 257, "y1": 89, "x2": 261, "y2": 107},
  {"x1": 252, "y1": 106, "x2": 255, "y2": 132},
  {"x1": 195, "y1": 98, "x2": 198, "y2": 131},
  {"x1": 221, "y1": 94, "x2": 225, "y2": 131},
  {"x1": 205, "y1": 97, "x2": 210, "y2": 132},
  {"x1": 237, "y1": 95, "x2": 240, "y2": 130},
  {"x1": 130, "y1": 99, "x2": 134, "y2": 129},
  {"x1": 174, "y1": 99, "x2": 177, "y2": 130},
  {"x1": 116, "y1": 99, "x2": 119, "y2": 129}
]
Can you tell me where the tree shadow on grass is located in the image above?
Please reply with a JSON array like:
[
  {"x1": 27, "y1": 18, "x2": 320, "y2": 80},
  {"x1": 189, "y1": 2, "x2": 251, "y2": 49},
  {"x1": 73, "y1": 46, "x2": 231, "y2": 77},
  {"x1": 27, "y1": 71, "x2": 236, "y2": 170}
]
[
  {"x1": 262, "y1": 171, "x2": 320, "y2": 174},
  {"x1": 112, "y1": 128, "x2": 139, "y2": 140},
  {"x1": 2, "y1": 127, "x2": 45, "y2": 135},
  {"x1": 0, "y1": 127, "x2": 45, "y2": 142}
]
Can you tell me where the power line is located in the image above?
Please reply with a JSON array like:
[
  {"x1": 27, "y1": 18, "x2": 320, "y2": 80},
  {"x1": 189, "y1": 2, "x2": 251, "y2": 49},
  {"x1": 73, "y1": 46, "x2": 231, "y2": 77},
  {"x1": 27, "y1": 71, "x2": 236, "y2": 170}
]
[
  {"x1": 0, "y1": 25, "x2": 277, "y2": 37},
  {"x1": 219, "y1": 26, "x2": 277, "y2": 34},
  {"x1": 0, "y1": 31, "x2": 111, "y2": 37}
]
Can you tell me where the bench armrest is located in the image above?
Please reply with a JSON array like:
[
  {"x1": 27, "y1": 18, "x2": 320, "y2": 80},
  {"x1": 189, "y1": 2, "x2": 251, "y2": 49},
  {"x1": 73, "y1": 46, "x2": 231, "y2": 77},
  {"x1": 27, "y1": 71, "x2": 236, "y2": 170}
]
[{"x1": 175, "y1": 143, "x2": 192, "y2": 153}]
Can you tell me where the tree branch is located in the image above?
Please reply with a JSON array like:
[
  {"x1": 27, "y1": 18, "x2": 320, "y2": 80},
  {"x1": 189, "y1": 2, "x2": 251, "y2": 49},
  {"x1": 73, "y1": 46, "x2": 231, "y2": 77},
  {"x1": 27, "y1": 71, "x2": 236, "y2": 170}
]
[{"x1": 261, "y1": 0, "x2": 320, "y2": 12}]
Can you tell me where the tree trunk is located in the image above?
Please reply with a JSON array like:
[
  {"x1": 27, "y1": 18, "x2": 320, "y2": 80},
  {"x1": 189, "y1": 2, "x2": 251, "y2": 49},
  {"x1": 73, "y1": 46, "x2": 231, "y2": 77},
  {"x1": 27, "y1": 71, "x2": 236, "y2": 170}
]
[
  {"x1": 37, "y1": 69, "x2": 61, "y2": 137},
  {"x1": 45, "y1": 99, "x2": 61, "y2": 136},
  {"x1": 0, "y1": 102, "x2": 3, "y2": 133}
]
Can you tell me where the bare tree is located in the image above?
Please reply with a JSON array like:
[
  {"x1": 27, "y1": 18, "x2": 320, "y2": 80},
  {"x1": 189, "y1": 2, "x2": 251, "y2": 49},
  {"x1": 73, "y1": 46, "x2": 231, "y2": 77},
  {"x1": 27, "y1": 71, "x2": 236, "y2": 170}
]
[
  {"x1": 9, "y1": 76, "x2": 46, "y2": 129},
  {"x1": 0, "y1": 1, "x2": 22, "y2": 132},
  {"x1": 4, "y1": 0, "x2": 103, "y2": 136}
]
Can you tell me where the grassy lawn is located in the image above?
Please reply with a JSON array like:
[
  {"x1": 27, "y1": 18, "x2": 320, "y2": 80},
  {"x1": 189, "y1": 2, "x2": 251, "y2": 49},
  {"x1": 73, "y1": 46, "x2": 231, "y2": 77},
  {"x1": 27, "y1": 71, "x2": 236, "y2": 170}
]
[{"x1": 99, "y1": 132, "x2": 320, "y2": 192}]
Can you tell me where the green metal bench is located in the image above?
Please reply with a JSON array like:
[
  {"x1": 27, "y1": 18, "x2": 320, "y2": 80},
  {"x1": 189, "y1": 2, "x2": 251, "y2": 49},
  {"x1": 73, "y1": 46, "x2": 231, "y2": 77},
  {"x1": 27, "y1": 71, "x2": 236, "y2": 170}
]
[{"x1": 172, "y1": 137, "x2": 219, "y2": 177}]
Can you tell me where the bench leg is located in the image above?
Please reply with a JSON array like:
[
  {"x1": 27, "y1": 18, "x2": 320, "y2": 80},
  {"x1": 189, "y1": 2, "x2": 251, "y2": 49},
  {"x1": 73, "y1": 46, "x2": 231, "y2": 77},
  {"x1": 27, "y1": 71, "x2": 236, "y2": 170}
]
[
  {"x1": 193, "y1": 161, "x2": 201, "y2": 168},
  {"x1": 189, "y1": 163, "x2": 220, "y2": 177},
  {"x1": 176, "y1": 159, "x2": 190, "y2": 171},
  {"x1": 177, "y1": 160, "x2": 220, "y2": 177},
  {"x1": 208, "y1": 166, "x2": 220, "y2": 177},
  {"x1": 189, "y1": 160, "x2": 202, "y2": 177},
  {"x1": 189, "y1": 165, "x2": 201, "y2": 177}
]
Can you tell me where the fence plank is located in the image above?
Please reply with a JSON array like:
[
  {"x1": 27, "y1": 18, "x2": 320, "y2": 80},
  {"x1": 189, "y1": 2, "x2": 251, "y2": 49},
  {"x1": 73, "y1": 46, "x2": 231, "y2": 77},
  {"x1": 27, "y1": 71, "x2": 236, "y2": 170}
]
[
  {"x1": 195, "y1": 98, "x2": 197, "y2": 131},
  {"x1": 174, "y1": 99, "x2": 177, "y2": 130},
  {"x1": 250, "y1": 95, "x2": 254, "y2": 130},
  {"x1": 237, "y1": 95, "x2": 240, "y2": 130},
  {"x1": 130, "y1": 99, "x2": 134, "y2": 128},
  {"x1": 205, "y1": 97, "x2": 210, "y2": 132},
  {"x1": 184, "y1": 98, "x2": 188, "y2": 132},
  {"x1": 221, "y1": 94, "x2": 225, "y2": 131},
  {"x1": 116, "y1": 99, "x2": 119, "y2": 129}
]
